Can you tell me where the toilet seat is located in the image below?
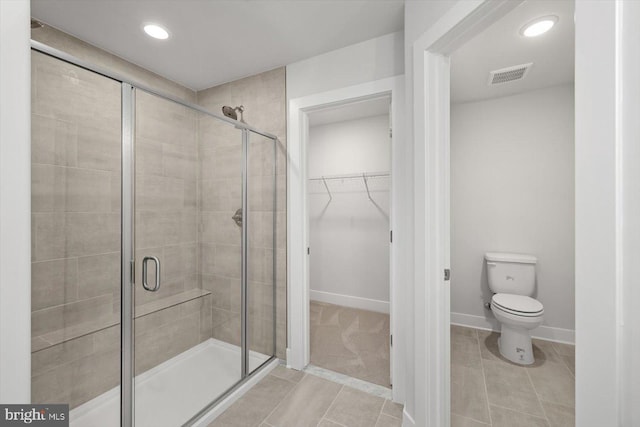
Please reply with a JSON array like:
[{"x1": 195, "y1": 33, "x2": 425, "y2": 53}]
[{"x1": 491, "y1": 293, "x2": 543, "y2": 317}]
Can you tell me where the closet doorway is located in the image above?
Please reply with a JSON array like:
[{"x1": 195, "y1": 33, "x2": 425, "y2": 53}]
[
  {"x1": 306, "y1": 96, "x2": 392, "y2": 389},
  {"x1": 287, "y1": 75, "x2": 404, "y2": 402}
]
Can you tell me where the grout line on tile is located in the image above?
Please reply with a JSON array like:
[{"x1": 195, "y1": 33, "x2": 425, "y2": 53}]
[
  {"x1": 371, "y1": 399, "x2": 385, "y2": 427},
  {"x1": 557, "y1": 355, "x2": 576, "y2": 379},
  {"x1": 489, "y1": 403, "x2": 550, "y2": 424},
  {"x1": 451, "y1": 412, "x2": 491, "y2": 426},
  {"x1": 319, "y1": 384, "x2": 344, "y2": 425},
  {"x1": 260, "y1": 373, "x2": 307, "y2": 425},
  {"x1": 319, "y1": 417, "x2": 348, "y2": 427},
  {"x1": 476, "y1": 328, "x2": 494, "y2": 426},
  {"x1": 524, "y1": 366, "x2": 551, "y2": 425}
]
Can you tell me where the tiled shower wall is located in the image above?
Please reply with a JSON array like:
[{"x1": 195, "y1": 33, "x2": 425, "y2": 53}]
[
  {"x1": 30, "y1": 50, "x2": 123, "y2": 408},
  {"x1": 30, "y1": 27, "x2": 207, "y2": 408},
  {"x1": 30, "y1": 25, "x2": 286, "y2": 407},
  {"x1": 197, "y1": 68, "x2": 287, "y2": 359}
]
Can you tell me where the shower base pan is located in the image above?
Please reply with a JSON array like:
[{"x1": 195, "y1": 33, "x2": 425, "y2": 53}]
[{"x1": 70, "y1": 338, "x2": 271, "y2": 427}]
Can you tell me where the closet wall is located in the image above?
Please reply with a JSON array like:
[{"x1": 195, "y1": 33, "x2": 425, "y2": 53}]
[{"x1": 308, "y1": 114, "x2": 390, "y2": 313}]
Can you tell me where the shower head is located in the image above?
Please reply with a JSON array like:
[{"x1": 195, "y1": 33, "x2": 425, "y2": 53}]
[
  {"x1": 222, "y1": 106, "x2": 237, "y2": 120},
  {"x1": 222, "y1": 105, "x2": 246, "y2": 123}
]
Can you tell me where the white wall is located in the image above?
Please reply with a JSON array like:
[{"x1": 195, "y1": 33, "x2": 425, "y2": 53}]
[
  {"x1": 308, "y1": 115, "x2": 390, "y2": 311},
  {"x1": 450, "y1": 84, "x2": 575, "y2": 338},
  {"x1": 0, "y1": 0, "x2": 31, "y2": 402},
  {"x1": 308, "y1": 115, "x2": 390, "y2": 177},
  {"x1": 286, "y1": 31, "x2": 403, "y2": 100},
  {"x1": 620, "y1": 2, "x2": 640, "y2": 424}
]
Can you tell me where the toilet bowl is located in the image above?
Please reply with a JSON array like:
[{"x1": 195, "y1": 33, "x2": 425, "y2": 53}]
[
  {"x1": 490, "y1": 293, "x2": 543, "y2": 365},
  {"x1": 485, "y1": 252, "x2": 543, "y2": 365}
]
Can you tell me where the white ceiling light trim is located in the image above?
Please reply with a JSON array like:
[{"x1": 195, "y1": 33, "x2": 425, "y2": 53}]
[
  {"x1": 143, "y1": 24, "x2": 169, "y2": 40},
  {"x1": 521, "y1": 15, "x2": 558, "y2": 37}
]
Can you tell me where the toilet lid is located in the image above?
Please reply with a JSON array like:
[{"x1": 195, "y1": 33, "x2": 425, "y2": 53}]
[{"x1": 492, "y1": 293, "x2": 544, "y2": 315}]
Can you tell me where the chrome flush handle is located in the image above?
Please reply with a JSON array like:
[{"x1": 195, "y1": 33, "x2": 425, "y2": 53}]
[{"x1": 142, "y1": 256, "x2": 161, "y2": 292}]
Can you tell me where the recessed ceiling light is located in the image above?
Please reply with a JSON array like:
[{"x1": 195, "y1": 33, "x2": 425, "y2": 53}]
[
  {"x1": 143, "y1": 24, "x2": 169, "y2": 40},
  {"x1": 521, "y1": 16, "x2": 558, "y2": 37}
]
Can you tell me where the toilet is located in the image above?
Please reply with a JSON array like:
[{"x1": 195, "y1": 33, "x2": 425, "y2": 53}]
[{"x1": 485, "y1": 252, "x2": 544, "y2": 365}]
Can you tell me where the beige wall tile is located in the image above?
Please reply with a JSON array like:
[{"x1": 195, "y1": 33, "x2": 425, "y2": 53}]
[
  {"x1": 135, "y1": 312, "x2": 200, "y2": 375},
  {"x1": 67, "y1": 213, "x2": 120, "y2": 257},
  {"x1": 212, "y1": 311, "x2": 241, "y2": 346},
  {"x1": 135, "y1": 138, "x2": 164, "y2": 177},
  {"x1": 136, "y1": 211, "x2": 166, "y2": 249},
  {"x1": 32, "y1": 258, "x2": 78, "y2": 311},
  {"x1": 69, "y1": 348, "x2": 120, "y2": 408},
  {"x1": 32, "y1": 294, "x2": 113, "y2": 337},
  {"x1": 77, "y1": 252, "x2": 119, "y2": 299},
  {"x1": 31, "y1": 361, "x2": 73, "y2": 404},
  {"x1": 136, "y1": 174, "x2": 184, "y2": 211},
  {"x1": 31, "y1": 334, "x2": 94, "y2": 377},
  {"x1": 202, "y1": 274, "x2": 240, "y2": 311},
  {"x1": 32, "y1": 114, "x2": 78, "y2": 167},
  {"x1": 92, "y1": 325, "x2": 120, "y2": 353},
  {"x1": 213, "y1": 244, "x2": 242, "y2": 278},
  {"x1": 76, "y1": 122, "x2": 120, "y2": 172},
  {"x1": 201, "y1": 178, "x2": 242, "y2": 212},
  {"x1": 201, "y1": 212, "x2": 241, "y2": 246}
]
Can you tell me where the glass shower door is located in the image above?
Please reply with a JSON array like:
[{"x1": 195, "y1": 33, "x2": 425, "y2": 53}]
[
  {"x1": 132, "y1": 89, "x2": 244, "y2": 426},
  {"x1": 30, "y1": 50, "x2": 122, "y2": 426},
  {"x1": 246, "y1": 131, "x2": 278, "y2": 373}
]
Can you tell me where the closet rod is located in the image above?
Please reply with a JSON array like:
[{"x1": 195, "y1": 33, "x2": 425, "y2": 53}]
[{"x1": 308, "y1": 171, "x2": 390, "y2": 181}]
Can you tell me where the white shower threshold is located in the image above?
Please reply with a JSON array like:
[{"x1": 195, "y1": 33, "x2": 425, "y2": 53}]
[{"x1": 70, "y1": 338, "x2": 273, "y2": 427}]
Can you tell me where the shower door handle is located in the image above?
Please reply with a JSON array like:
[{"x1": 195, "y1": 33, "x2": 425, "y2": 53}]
[{"x1": 142, "y1": 256, "x2": 161, "y2": 292}]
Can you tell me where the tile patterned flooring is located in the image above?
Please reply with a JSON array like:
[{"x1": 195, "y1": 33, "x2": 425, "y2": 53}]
[
  {"x1": 309, "y1": 301, "x2": 390, "y2": 388},
  {"x1": 209, "y1": 322, "x2": 574, "y2": 427},
  {"x1": 451, "y1": 325, "x2": 575, "y2": 427},
  {"x1": 208, "y1": 365, "x2": 403, "y2": 427}
]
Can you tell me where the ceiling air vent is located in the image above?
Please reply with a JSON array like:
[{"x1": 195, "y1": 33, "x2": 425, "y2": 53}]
[{"x1": 488, "y1": 63, "x2": 533, "y2": 85}]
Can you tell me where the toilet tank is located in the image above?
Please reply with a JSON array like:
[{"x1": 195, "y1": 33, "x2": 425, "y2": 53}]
[{"x1": 485, "y1": 252, "x2": 537, "y2": 295}]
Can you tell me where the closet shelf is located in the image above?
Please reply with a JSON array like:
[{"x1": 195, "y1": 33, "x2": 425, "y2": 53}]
[
  {"x1": 308, "y1": 171, "x2": 390, "y2": 181},
  {"x1": 309, "y1": 171, "x2": 390, "y2": 202}
]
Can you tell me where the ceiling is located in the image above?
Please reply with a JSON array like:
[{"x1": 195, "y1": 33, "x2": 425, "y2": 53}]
[
  {"x1": 309, "y1": 96, "x2": 390, "y2": 127},
  {"x1": 31, "y1": 0, "x2": 404, "y2": 91},
  {"x1": 450, "y1": 0, "x2": 574, "y2": 104}
]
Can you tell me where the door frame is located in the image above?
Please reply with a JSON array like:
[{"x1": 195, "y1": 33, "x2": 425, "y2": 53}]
[
  {"x1": 410, "y1": 1, "x2": 527, "y2": 425},
  {"x1": 287, "y1": 75, "x2": 405, "y2": 401},
  {"x1": 412, "y1": 0, "x2": 640, "y2": 426}
]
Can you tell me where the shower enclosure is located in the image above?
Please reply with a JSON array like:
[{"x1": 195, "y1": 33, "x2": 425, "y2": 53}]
[{"x1": 30, "y1": 42, "x2": 278, "y2": 427}]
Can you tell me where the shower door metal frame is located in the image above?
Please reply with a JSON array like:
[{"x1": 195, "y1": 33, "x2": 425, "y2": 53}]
[
  {"x1": 121, "y1": 83, "x2": 135, "y2": 427},
  {"x1": 30, "y1": 40, "x2": 279, "y2": 427}
]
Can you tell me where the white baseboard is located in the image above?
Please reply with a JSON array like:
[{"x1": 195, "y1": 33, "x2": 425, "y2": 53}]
[
  {"x1": 402, "y1": 408, "x2": 416, "y2": 427},
  {"x1": 451, "y1": 312, "x2": 575, "y2": 344},
  {"x1": 310, "y1": 289, "x2": 389, "y2": 314}
]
